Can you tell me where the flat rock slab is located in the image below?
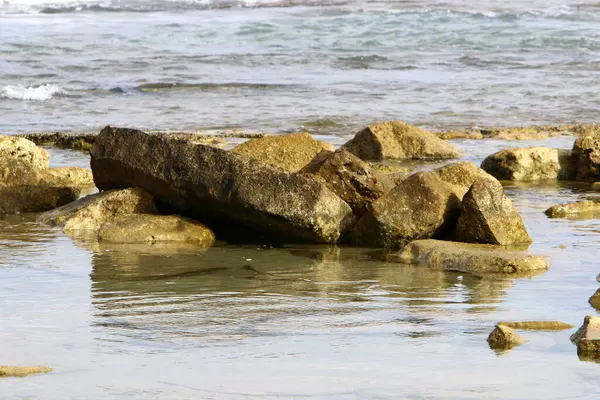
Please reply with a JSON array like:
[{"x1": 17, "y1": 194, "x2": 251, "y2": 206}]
[
  {"x1": 391, "y1": 239, "x2": 549, "y2": 274},
  {"x1": 0, "y1": 365, "x2": 52, "y2": 378},
  {"x1": 497, "y1": 321, "x2": 574, "y2": 331},
  {"x1": 545, "y1": 200, "x2": 600, "y2": 219}
]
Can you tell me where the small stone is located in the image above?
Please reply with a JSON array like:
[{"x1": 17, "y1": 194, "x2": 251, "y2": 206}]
[{"x1": 487, "y1": 324, "x2": 527, "y2": 350}]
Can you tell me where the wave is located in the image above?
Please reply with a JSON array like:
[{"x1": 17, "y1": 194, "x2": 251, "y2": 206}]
[
  {"x1": 132, "y1": 82, "x2": 299, "y2": 92},
  {"x1": 0, "y1": 84, "x2": 67, "y2": 101}
]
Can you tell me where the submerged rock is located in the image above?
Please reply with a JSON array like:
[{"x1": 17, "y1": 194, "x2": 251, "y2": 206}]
[
  {"x1": 487, "y1": 324, "x2": 527, "y2": 350},
  {"x1": 38, "y1": 188, "x2": 158, "y2": 233},
  {"x1": 0, "y1": 135, "x2": 50, "y2": 185},
  {"x1": 456, "y1": 178, "x2": 532, "y2": 245},
  {"x1": 98, "y1": 214, "x2": 215, "y2": 246},
  {"x1": 90, "y1": 126, "x2": 353, "y2": 243},
  {"x1": 544, "y1": 200, "x2": 600, "y2": 219},
  {"x1": 391, "y1": 239, "x2": 549, "y2": 274},
  {"x1": 352, "y1": 171, "x2": 461, "y2": 248},
  {"x1": 572, "y1": 131, "x2": 600, "y2": 182},
  {"x1": 571, "y1": 316, "x2": 600, "y2": 357},
  {"x1": 342, "y1": 120, "x2": 460, "y2": 161},
  {"x1": 231, "y1": 132, "x2": 334, "y2": 172},
  {"x1": 299, "y1": 149, "x2": 395, "y2": 215},
  {"x1": 481, "y1": 147, "x2": 574, "y2": 181},
  {"x1": 497, "y1": 321, "x2": 574, "y2": 331},
  {"x1": 17, "y1": 132, "x2": 97, "y2": 151},
  {"x1": 0, "y1": 365, "x2": 52, "y2": 377}
]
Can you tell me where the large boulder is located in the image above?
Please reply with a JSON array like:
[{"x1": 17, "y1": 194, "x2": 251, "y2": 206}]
[
  {"x1": 572, "y1": 131, "x2": 600, "y2": 181},
  {"x1": 38, "y1": 188, "x2": 158, "y2": 233},
  {"x1": 90, "y1": 127, "x2": 353, "y2": 243},
  {"x1": 352, "y1": 171, "x2": 461, "y2": 248},
  {"x1": 431, "y1": 161, "x2": 494, "y2": 198},
  {"x1": 456, "y1": 178, "x2": 532, "y2": 245},
  {"x1": 391, "y1": 239, "x2": 549, "y2": 274},
  {"x1": 98, "y1": 214, "x2": 215, "y2": 247},
  {"x1": 481, "y1": 147, "x2": 574, "y2": 181},
  {"x1": 299, "y1": 149, "x2": 395, "y2": 215},
  {"x1": 0, "y1": 135, "x2": 50, "y2": 185},
  {"x1": 231, "y1": 132, "x2": 334, "y2": 172},
  {"x1": 0, "y1": 185, "x2": 81, "y2": 214},
  {"x1": 545, "y1": 200, "x2": 600, "y2": 219},
  {"x1": 342, "y1": 121, "x2": 460, "y2": 161}
]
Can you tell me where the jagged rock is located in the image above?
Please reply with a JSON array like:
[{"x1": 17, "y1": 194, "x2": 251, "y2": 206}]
[
  {"x1": 342, "y1": 120, "x2": 460, "y2": 161},
  {"x1": 487, "y1": 324, "x2": 527, "y2": 349},
  {"x1": 0, "y1": 135, "x2": 49, "y2": 185},
  {"x1": 456, "y1": 178, "x2": 532, "y2": 245},
  {"x1": 0, "y1": 365, "x2": 52, "y2": 377},
  {"x1": 589, "y1": 288, "x2": 600, "y2": 310},
  {"x1": 481, "y1": 147, "x2": 574, "y2": 181},
  {"x1": 432, "y1": 161, "x2": 494, "y2": 199},
  {"x1": 0, "y1": 185, "x2": 81, "y2": 214},
  {"x1": 545, "y1": 200, "x2": 600, "y2": 219},
  {"x1": 299, "y1": 149, "x2": 395, "y2": 215},
  {"x1": 90, "y1": 126, "x2": 353, "y2": 243},
  {"x1": 39, "y1": 167, "x2": 94, "y2": 188},
  {"x1": 572, "y1": 131, "x2": 600, "y2": 182},
  {"x1": 497, "y1": 321, "x2": 574, "y2": 331},
  {"x1": 98, "y1": 214, "x2": 215, "y2": 246},
  {"x1": 352, "y1": 171, "x2": 461, "y2": 248},
  {"x1": 231, "y1": 132, "x2": 334, "y2": 172},
  {"x1": 391, "y1": 239, "x2": 549, "y2": 274},
  {"x1": 571, "y1": 316, "x2": 600, "y2": 357},
  {"x1": 38, "y1": 188, "x2": 158, "y2": 233}
]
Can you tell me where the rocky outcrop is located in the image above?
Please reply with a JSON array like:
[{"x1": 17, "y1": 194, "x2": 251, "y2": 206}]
[
  {"x1": 299, "y1": 149, "x2": 395, "y2": 215},
  {"x1": 497, "y1": 321, "x2": 574, "y2": 331},
  {"x1": 17, "y1": 132, "x2": 97, "y2": 151},
  {"x1": 40, "y1": 167, "x2": 94, "y2": 188},
  {"x1": 572, "y1": 131, "x2": 600, "y2": 182},
  {"x1": 352, "y1": 171, "x2": 461, "y2": 248},
  {"x1": 39, "y1": 188, "x2": 158, "y2": 233},
  {"x1": 571, "y1": 316, "x2": 600, "y2": 357},
  {"x1": 481, "y1": 147, "x2": 574, "y2": 181},
  {"x1": 342, "y1": 121, "x2": 460, "y2": 161},
  {"x1": 487, "y1": 325, "x2": 527, "y2": 350},
  {"x1": 0, "y1": 186, "x2": 80, "y2": 214},
  {"x1": 391, "y1": 239, "x2": 549, "y2": 274},
  {"x1": 0, "y1": 365, "x2": 52, "y2": 377},
  {"x1": 456, "y1": 178, "x2": 532, "y2": 245},
  {"x1": 545, "y1": 200, "x2": 600, "y2": 219},
  {"x1": 231, "y1": 132, "x2": 334, "y2": 172},
  {"x1": 98, "y1": 214, "x2": 215, "y2": 247},
  {"x1": 0, "y1": 135, "x2": 50, "y2": 184},
  {"x1": 432, "y1": 161, "x2": 494, "y2": 198},
  {"x1": 90, "y1": 126, "x2": 353, "y2": 244}
]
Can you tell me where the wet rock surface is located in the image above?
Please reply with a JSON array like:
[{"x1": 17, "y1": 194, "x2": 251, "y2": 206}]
[
  {"x1": 0, "y1": 365, "x2": 52, "y2": 378},
  {"x1": 572, "y1": 130, "x2": 600, "y2": 182},
  {"x1": 497, "y1": 321, "x2": 574, "y2": 331},
  {"x1": 571, "y1": 316, "x2": 600, "y2": 357},
  {"x1": 487, "y1": 324, "x2": 527, "y2": 350},
  {"x1": 545, "y1": 200, "x2": 600, "y2": 219},
  {"x1": 342, "y1": 120, "x2": 460, "y2": 161},
  {"x1": 481, "y1": 147, "x2": 574, "y2": 181}
]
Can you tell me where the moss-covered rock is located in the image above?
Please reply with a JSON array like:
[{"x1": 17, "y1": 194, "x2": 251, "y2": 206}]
[{"x1": 545, "y1": 200, "x2": 600, "y2": 219}]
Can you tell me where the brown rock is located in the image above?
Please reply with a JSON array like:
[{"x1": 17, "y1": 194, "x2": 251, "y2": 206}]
[
  {"x1": 487, "y1": 324, "x2": 527, "y2": 349},
  {"x1": 38, "y1": 188, "x2": 158, "y2": 233},
  {"x1": 0, "y1": 365, "x2": 52, "y2": 377},
  {"x1": 0, "y1": 135, "x2": 49, "y2": 185},
  {"x1": 342, "y1": 121, "x2": 460, "y2": 161},
  {"x1": 456, "y1": 178, "x2": 532, "y2": 245},
  {"x1": 589, "y1": 288, "x2": 600, "y2": 310},
  {"x1": 432, "y1": 161, "x2": 494, "y2": 199},
  {"x1": 90, "y1": 126, "x2": 353, "y2": 244},
  {"x1": 545, "y1": 200, "x2": 600, "y2": 219},
  {"x1": 352, "y1": 171, "x2": 461, "y2": 248},
  {"x1": 572, "y1": 131, "x2": 600, "y2": 181},
  {"x1": 571, "y1": 316, "x2": 600, "y2": 357},
  {"x1": 481, "y1": 147, "x2": 574, "y2": 181},
  {"x1": 497, "y1": 321, "x2": 574, "y2": 331},
  {"x1": 39, "y1": 167, "x2": 95, "y2": 188},
  {"x1": 98, "y1": 214, "x2": 215, "y2": 247},
  {"x1": 299, "y1": 149, "x2": 395, "y2": 215},
  {"x1": 0, "y1": 185, "x2": 81, "y2": 214},
  {"x1": 231, "y1": 132, "x2": 334, "y2": 172}
]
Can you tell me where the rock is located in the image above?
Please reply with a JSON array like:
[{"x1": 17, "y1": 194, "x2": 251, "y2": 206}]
[
  {"x1": 38, "y1": 188, "x2": 158, "y2": 233},
  {"x1": 589, "y1": 288, "x2": 600, "y2": 310},
  {"x1": 352, "y1": 171, "x2": 461, "y2": 248},
  {"x1": 39, "y1": 167, "x2": 95, "y2": 188},
  {"x1": 456, "y1": 178, "x2": 532, "y2": 245},
  {"x1": 0, "y1": 185, "x2": 81, "y2": 214},
  {"x1": 571, "y1": 316, "x2": 600, "y2": 357},
  {"x1": 0, "y1": 135, "x2": 50, "y2": 185},
  {"x1": 480, "y1": 125, "x2": 575, "y2": 140},
  {"x1": 432, "y1": 161, "x2": 494, "y2": 199},
  {"x1": 390, "y1": 239, "x2": 549, "y2": 274},
  {"x1": 435, "y1": 130, "x2": 484, "y2": 140},
  {"x1": 481, "y1": 147, "x2": 574, "y2": 181},
  {"x1": 572, "y1": 131, "x2": 600, "y2": 182},
  {"x1": 17, "y1": 132, "x2": 96, "y2": 151},
  {"x1": 545, "y1": 200, "x2": 600, "y2": 219},
  {"x1": 0, "y1": 365, "x2": 52, "y2": 377},
  {"x1": 231, "y1": 132, "x2": 334, "y2": 172},
  {"x1": 497, "y1": 321, "x2": 574, "y2": 331},
  {"x1": 98, "y1": 214, "x2": 215, "y2": 246},
  {"x1": 90, "y1": 126, "x2": 353, "y2": 244},
  {"x1": 487, "y1": 324, "x2": 527, "y2": 349},
  {"x1": 299, "y1": 149, "x2": 395, "y2": 215},
  {"x1": 342, "y1": 121, "x2": 460, "y2": 161}
]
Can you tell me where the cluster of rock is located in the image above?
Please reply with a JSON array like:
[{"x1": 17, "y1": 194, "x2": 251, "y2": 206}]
[{"x1": 487, "y1": 321, "x2": 573, "y2": 351}]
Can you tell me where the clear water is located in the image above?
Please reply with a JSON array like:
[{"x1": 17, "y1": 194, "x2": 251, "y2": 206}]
[
  {"x1": 2, "y1": 0, "x2": 600, "y2": 134},
  {"x1": 3, "y1": 138, "x2": 600, "y2": 399}
]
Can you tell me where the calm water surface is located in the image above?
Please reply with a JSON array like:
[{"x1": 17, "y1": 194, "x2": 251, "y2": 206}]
[{"x1": 2, "y1": 138, "x2": 600, "y2": 399}]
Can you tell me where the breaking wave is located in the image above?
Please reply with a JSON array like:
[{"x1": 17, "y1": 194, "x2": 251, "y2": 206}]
[{"x1": 0, "y1": 84, "x2": 67, "y2": 101}]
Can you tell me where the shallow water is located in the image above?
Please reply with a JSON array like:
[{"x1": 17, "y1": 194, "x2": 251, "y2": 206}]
[
  {"x1": 2, "y1": 0, "x2": 600, "y2": 134},
  {"x1": 2, "y1": 138, "x2": 600, "y2": 399}
]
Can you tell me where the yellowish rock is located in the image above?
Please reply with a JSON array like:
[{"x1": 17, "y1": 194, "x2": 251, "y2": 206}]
[
  {"x1": 481, "y1": 147, "x2": 574, "y2": 181},
  {"x1": 545, "y1": 200, "x2": 600, "y2": 219},
  {"x1": 497, "y1": 321, "x2": 574, "y2": 331},
  {"x1": 39, "y1": 167, "x2": 94, "y2": 188},
  {"x1": 0, "y1": 365, "x2": 52, "y2": 377},
  {"x1": 0, "y1": 185, "x2": 81, "y2": 214},
  {"x1": 0, "y1": 135, "x2": 50, "y2": 185},
  {"x1": 487, "y1": 324, "x2": 527, "y2": 349}
]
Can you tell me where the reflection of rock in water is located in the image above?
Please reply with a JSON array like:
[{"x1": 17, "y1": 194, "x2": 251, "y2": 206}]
[{"x1": 89, "y1": 243, "x2": 518, "y2": 348}]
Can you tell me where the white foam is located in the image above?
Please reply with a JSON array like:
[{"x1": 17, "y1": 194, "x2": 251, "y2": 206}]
[{"x1": 0, "y1": 84, "x2": 67, "y2": 101}]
